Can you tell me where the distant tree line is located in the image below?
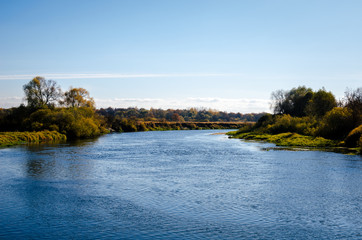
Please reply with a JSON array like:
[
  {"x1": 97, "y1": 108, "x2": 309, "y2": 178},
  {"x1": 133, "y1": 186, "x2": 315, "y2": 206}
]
[
  {"x1": 241, "y1": 86, "x2": 362, "y2": 149},
  {"x1": 97, "y1": 107, "x2": 264, "y2": 131}
]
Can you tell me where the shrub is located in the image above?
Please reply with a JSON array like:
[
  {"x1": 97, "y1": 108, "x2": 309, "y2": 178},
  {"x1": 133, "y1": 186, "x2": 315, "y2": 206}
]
[
  {"x1": 344, "y1": 125, "x2": 362, "y2": 147},
  {"x1": 119, "y1": 119, "x2": 137, "y2": 132},
  {"x1": 317, "y1": 107, "x2": 354, "y2": 140},
  {"x1": 137, "y1": 122, "x2": 148, "y2": 131},
  {"x1": 268, "y1": 114, "x2": 295, "y2": 134},
  {"x1": 24, "y1": 107, "x2": 105, "y2": 139},
  {"x1": 267, "y1": 115, "x2": 317, "y2": 136},
  {"x1": 254, "y1": 113, "x2": 274, "y2": 129}
]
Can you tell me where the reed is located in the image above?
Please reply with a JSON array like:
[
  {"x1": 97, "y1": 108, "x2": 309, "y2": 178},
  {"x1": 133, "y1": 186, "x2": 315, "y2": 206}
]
[{"x1": 0, "y1": 131, "x2": 66, "y2": 147}]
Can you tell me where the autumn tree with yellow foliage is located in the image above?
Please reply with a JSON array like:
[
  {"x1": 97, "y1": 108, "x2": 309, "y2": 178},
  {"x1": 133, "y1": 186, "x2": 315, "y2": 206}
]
[{"x1": 63, "y1": 87, "x2": 95, "y2": 108}]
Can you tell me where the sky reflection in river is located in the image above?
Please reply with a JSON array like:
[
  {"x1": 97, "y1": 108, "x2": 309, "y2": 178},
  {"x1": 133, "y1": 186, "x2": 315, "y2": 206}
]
[{"x1": 0, "y1": 130, "x2": 361, "y2": 239}]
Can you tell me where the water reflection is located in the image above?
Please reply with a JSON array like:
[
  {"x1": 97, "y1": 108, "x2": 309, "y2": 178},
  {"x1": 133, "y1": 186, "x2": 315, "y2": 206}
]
[
  {"x1": 26, "y1": 158, "x2": 51, "y2": 178},
  {"x1": 23, "y1": 139, "x2": 99, "y2": 180}
]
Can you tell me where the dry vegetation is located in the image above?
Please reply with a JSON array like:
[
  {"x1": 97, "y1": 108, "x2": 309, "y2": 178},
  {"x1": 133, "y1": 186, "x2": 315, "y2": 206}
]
[{"x1": 0, "y1": 131, "x2": 66, "y2": 147}]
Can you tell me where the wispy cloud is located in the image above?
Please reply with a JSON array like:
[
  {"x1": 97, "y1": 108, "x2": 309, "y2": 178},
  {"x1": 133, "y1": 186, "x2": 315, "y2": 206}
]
[
  {"x1": 0, "y1": 73, "x2": 237, "y2": 80},
  {"x1": 0, "y1": 97, "x2": 24, "y2": 108}
]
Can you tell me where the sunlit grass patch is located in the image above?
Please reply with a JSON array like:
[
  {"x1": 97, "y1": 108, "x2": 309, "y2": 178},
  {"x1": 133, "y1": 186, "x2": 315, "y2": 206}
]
[
  {"x1": 0, "y1": 131, "x2": 66, "y2": 147},
  {"x1": 229, "y1": 131, "x2": 338, "y2": 148}
]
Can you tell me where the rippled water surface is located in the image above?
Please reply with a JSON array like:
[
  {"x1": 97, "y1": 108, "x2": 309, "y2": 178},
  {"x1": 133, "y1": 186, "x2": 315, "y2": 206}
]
[{"x1": 0, "y1": 130, "x2": 361, "y2": 239}]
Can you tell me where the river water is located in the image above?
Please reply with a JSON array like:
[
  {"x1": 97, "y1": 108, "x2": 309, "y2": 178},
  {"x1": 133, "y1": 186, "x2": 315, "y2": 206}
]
[{"x1": 0, "y1": 130, "x2": 361, "y2": 239}]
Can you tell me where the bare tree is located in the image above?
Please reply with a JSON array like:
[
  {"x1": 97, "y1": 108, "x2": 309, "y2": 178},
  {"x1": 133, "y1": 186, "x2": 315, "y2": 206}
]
[
  {"x1": 23, "y1": 76, "x2": 62, "y2": 108},
  {"x1": 344, "y1": 87, "x2": 362, "y2": 126},
  {"x1": 270, "y1": 86, "x2": 314, "y2": 117},
  {"x1": 270, "y1": 89, "x2": 286, "y2": 114}
]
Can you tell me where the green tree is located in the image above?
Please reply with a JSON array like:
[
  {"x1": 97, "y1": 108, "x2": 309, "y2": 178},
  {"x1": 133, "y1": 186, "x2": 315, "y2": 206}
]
[
  {"x1": 23, "y1": 76, "x2": 62, "y2": 108},
  {"x1": 271, "y1": 86, "x2": 313, "y2": 117},
  {"x1": 306, "y1": 88, "x2": 337, "y2": 117},
  {"x1": 318, "y1": 107, "x2": 354, "y2": 140},
  {"x1": 344, "y1": 125, "x2": 362, "y2": 147}
]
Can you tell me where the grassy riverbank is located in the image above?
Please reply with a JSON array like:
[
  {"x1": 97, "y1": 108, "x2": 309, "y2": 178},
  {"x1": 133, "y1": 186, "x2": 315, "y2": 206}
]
[
  {"x1": 227, "y1": 128, "x2": 361, "y2": 154},
  {"x1": 226, "y1": 86, "x2": 362, "y2": 154},
  {"x1": 0, "y1": 131, "x2": 67, "y2": 147},
  {"x1": 227, "y1": 124, "x2": 362, "y2": 154},
  {"x1": 227, "y1": 131, "x2": 337, "y2": 147}
]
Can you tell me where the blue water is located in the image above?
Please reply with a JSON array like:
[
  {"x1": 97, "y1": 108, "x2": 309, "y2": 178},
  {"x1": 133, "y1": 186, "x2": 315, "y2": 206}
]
[{"x1": 0, "y1": 130, "x2": 361, "y2": 239}]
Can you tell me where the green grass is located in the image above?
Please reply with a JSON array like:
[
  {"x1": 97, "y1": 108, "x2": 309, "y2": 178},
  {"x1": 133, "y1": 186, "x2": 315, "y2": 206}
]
[
  {"x1": 229, "y1": 131, "x2": 338, "y2": 148},
  {"x1": 0, "y1": 131, "x2": 67, "y2": 147}
]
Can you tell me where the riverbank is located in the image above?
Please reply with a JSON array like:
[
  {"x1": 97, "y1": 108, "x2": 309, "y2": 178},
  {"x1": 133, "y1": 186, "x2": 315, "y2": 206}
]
[
  {"x1": 227, "y1": 131, "x2": 361, "y2": 154},
  {"x1": 142, "y1": 121, "x2": 251, "y2": 131},
  {"x1": 0, "y1": 131, "x2": 67, "y2": 147},
  {"x1": 114, "y1": 121, "x2": 252, "y2": 132}
]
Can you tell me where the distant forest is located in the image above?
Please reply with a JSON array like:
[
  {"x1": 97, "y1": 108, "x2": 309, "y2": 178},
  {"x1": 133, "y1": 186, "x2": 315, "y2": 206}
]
[
  {"x1": 97, "y1": 107, "x2": 265, "y2": 123},
  {"x1": 96, "y1": 107, "x2": 264, "y2": 132}
]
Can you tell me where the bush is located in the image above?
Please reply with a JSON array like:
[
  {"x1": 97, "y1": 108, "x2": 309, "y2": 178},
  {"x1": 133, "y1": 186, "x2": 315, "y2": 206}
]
[
  {"x1": 24, "y1": 107, "x2": 106, "y2": 139},
  {"x1": 317, "y1": 107, "x2": 354, "y2": 140},
  {"x1": 254, "y1": 113, "x2": 274, "y2": 129},
  {"x1": 137, "y1": 122, "x2": 148, "y2": 131},
  {"x1": 344, "y1": 125, "x2": 362, "y2": 147},
  {"x1": 268, "y1": 114, "x2": 295, "y2": 133},
  {"x1": 267, "y1": 115, "x2": 317, "y2": 136},
  {"x1": 119, "y1": 119, "x2": 137, "y2": 132}
]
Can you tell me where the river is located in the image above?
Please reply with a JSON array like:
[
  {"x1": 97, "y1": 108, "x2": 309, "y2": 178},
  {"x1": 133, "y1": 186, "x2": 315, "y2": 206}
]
[{"x1": 0, "y1": 130, "x2": 361, "y2": 239}]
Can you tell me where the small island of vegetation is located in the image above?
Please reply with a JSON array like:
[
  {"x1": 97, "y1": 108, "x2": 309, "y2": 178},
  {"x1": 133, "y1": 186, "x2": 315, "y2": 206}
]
[{"x1": 228, "y1": 86, "x2": 362, "y2": 154}]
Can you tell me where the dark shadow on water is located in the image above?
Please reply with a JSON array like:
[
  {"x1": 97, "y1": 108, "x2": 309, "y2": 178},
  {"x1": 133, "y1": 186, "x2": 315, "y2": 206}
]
[
  {"x1": 24, "y1": 137, "x2": 99, "y2": 150},
  {"x1": 260, "y1": 146, "x2": 362, "y2": 156},
  {"x1": 22, "y1": 137, "x2": 101, "y2": 180}
]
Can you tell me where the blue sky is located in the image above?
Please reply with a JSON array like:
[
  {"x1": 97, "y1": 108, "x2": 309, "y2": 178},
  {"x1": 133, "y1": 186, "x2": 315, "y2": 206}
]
[{"x1": 1, "y1": 0, "x2": 361, "y2": 112}]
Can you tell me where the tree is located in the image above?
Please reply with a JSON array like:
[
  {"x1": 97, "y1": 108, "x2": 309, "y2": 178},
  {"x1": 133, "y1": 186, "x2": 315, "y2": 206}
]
[
  {"x1": 305, "y1": 88, "x2": 336, "y2": 117},
  {"x1": 317, "y1": 107, "x2": 354, "y2": 140},
  {"x1": 270, "y1": 89, "x2": 286, "y2": 115},
  {"x1": 344, "y1": 87, "x2": 362, "y2": 127},
  {"x1": 63, "y1": 87, "x2": 95, "y2": 108},
  {"x1": 24, "y1": 107, "x2": 105, "y2": 139},
  {"x1": 271, "y1": 86, "x2": 313, "y2": 117},
  {"x1": 171, "y1": 113, "x2": 184, "y2": 122},
  {"x1": 23, "y1": 76, "x2": 62, "y2": 108}
]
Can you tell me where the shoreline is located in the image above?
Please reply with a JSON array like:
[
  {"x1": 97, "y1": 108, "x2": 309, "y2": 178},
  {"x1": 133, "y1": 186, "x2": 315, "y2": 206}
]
[
  {"x1": 0, "y1": 131, "x2": 67, "y2": 147},
  {"x1": 113, "y1": 121, "x2": 252, "y2": 132},
  {"x1": 227, "y1": 131, "x2": 361, "y2": 155}
]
